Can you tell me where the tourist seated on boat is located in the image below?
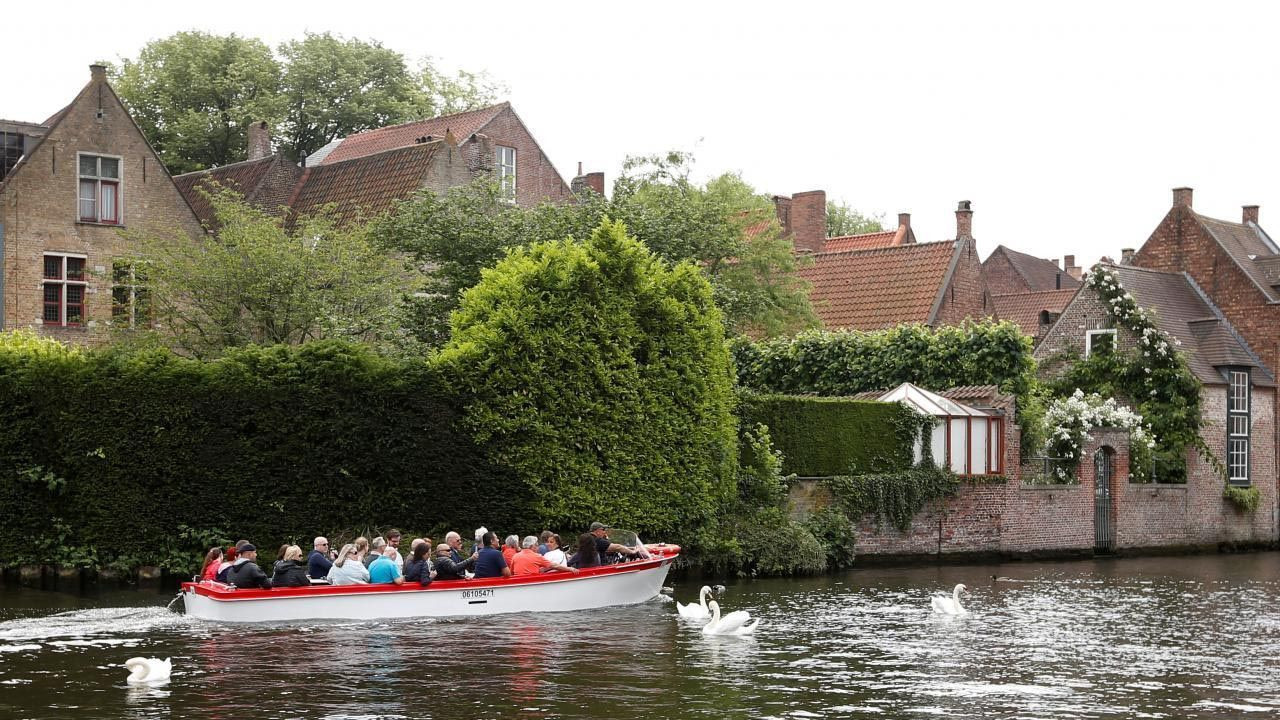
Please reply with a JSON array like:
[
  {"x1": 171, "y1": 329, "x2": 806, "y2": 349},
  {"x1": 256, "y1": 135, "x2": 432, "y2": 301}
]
[
  {"x1": 222, "y1": 543, "x2": 272, "y2": 589},
  {"x1": 434, "y1": 544, "x2": 475, "y2": 580},
  {"x1": 568, "y1": 533, "x2": 600, "y2": 569},
  {"x1": 271, "y1": 546, "x2": 311, "y2": 588},
  {"x1": 385, "y1": 529, "x2": 404, "y2": 566},
  {"x1": 273, "y1": 545, "x2": 290, "y2": 576},
  {"x1": 403, "y1": 538, "x2": 425, "y2": 572},
  {"x1": 326, "y1": 543, "x2": 370, "y2": 586},
  {"x1": 543, "y1": 534, "x2": 567, "y2": 566},
  {"x1": 368, "y1": 545, "x2": 405, "y2": 585},
  {"x1": 473, "y1": 532, "x2": 511, "y2": 578},
  {"x1": 363, "y1": 537, "x2": 387, "y2": 569},
  {"x1": 503, "y1": 535, "x2": 520, "y2": 568},
  {"x1": 200, "y1": 547, "x2": 223, "y2": 582},
  {"x1": 445, "y1": 532, "x2": 467, "y2": 563},
  {"x1": 404, "y1": 542, "x2": 435, "y2": 587},
  {"x1": 589, "y1": 522, "x2": 643, "y2": 563},
  {"x1": 511, "y1": 536, "x2": 577, "y2": 576},
  {"x1": 308, "y1": 537, "x2": 334, "y2": 579},
  {"x1": 537, "y1": 530, "x2": 553, "y2": 555},
  {"x1": 354, "y1": 536, "x2": 370, "y2": 563},
  {"x1": 215, "y1": 546, "x2": 239, "y2": 582}
]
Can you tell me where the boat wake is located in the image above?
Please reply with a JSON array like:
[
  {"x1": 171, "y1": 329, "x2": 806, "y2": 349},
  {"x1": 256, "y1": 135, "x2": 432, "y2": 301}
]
[{"x1": 0, "y1": 606, "x2": 195, "y2": 647}]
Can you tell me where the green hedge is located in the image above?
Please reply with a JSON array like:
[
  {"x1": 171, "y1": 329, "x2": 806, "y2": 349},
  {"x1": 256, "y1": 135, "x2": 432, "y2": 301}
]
[
  {"x1": 0, "y1": 333, "x2": 533, "y2": 572},
  {"x1": 736, "y1": 393, "x2": 921, "y2": 476}
]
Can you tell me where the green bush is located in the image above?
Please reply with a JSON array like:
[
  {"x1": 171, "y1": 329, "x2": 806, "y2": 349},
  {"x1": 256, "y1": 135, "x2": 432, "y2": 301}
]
[
  {"x1": 804, "y1": 505, "x2": 857, "y2": 570},
  {"x1": 1223, "y1": 485, "x2": 1260, "y2": 512}
]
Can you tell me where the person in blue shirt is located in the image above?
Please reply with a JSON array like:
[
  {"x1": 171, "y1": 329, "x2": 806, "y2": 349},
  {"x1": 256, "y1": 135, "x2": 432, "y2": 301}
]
[
  {"x1": 307, "y1": 537, "x2": 334, "y2": 579},
  {"x1": 368, "y1": 546, "x2": 405, "y2": 585},
  {"x1": 473, "y1": 531, "x2": 511, "y2": 578}
]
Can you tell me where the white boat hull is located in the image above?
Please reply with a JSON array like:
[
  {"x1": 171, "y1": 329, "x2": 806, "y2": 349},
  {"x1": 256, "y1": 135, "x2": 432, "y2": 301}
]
[{"x1": 182, "y1": 554, "x2": 675, "y2": 623}]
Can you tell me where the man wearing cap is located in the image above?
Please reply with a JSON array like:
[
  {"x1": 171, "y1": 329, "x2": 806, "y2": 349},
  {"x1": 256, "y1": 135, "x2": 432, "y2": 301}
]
[
  {"x1": 590, "y1": 522, "x2": 642, "y2": 563},
  {"x1": 223, "y1": 543, "x2": 272, "y2": 589}
]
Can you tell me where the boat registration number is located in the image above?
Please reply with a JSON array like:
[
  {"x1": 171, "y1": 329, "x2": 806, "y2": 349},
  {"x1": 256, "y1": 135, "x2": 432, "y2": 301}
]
[{"x1": 461, "y1": 589, "x2": 494, "y2": 599}]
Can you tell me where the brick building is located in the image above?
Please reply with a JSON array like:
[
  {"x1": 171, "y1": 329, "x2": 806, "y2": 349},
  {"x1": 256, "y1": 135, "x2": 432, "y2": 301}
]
[
  {"x1": 0, "y1": 65, "x2": 204, "y2": 344},
  {"x1": 983, "y1": 246, "x2": 1081, "y2": 341}
]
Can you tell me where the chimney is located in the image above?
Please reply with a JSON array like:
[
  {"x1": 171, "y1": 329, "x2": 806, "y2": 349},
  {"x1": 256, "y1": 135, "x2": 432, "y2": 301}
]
[
  {"x1": 1121, "y1": 248, "x2": 1135, "y2": 265},
  {"x1": 790, "y1": 190, "x2": 827, "y2": 253},
  {"x1": 571, "y1": 169, "x2": 605, "y2": 197},
  {"x1": 1172, "y1": 187, "x2": 1193, "y2": 208},
  {"x1": 1243, "y1": 205, "x2": 1260, "y2": 224},
  {"x1": 955, "y1": 200, "x2": 973, "y2": 239},
  {"x1": 247, "y1": 121, "x2": 271, "y2": 161},
  {"x1": 898, "y1": 212, "x2": 911, "y2": 230},
  {"x1": 1063, "y1": 254, "x2": 1082, "y2": 280},
  {"x1": 89, "y1": 64, "x2": 107, "y2": 82}
]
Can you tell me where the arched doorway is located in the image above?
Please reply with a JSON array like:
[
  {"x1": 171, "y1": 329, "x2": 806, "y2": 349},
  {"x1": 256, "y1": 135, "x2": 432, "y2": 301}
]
[{"x1": 1094, "y1": 446, "x2": 1116, "y2": 553}]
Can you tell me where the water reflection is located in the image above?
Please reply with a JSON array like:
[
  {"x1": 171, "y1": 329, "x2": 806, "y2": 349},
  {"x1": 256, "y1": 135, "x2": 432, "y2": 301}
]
[{"x1": 1, "y1": 553, "x2": 1279, "y2": 718}]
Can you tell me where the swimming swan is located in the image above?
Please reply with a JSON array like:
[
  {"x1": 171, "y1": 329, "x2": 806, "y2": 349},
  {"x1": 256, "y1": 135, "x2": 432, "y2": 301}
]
[
  {"x1": 676, "y1": 586, "x2": 713, "y2": 619},
  {"x1": 931, "y1": 584, "x2": 968, "y2": 615},
  {"x1": 124, "y1": 657, "x2": 172, "y2": 684},
  {"x1": 702, "y1": 600, "x2": 760, "y2": 635}
]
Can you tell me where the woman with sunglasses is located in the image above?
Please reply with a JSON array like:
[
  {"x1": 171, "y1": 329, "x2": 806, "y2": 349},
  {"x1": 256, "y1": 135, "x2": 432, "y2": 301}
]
[{"x1": 325, "y1": 543, "x2": 371, "y2": 585}]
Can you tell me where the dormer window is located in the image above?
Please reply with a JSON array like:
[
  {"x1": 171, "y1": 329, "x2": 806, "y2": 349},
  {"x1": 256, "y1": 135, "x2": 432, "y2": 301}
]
[
  {"x1": 78, "y1": 153, "x2": 121, "y2": 224},
  {"x1": 496, "y1": 145, "x2": 516, "y2": 200}
]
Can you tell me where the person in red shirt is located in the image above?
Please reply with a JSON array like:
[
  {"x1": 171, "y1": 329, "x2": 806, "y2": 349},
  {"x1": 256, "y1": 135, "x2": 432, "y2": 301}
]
[
  {"x1": 200, "y1": 547, "x2": 223, "y2": 581},
  {"x1": 510, "y1": 536, "x2": 578, "y2": 576},
  {"x1": 502, "y1": 535, "x2": 520, "y2": 568}
]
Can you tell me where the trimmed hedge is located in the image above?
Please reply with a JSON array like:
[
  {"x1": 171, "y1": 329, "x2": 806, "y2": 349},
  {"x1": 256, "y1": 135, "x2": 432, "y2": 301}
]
[
  {"x1": 737, "y1": 393, "x2": 921, "y2": 476},
  {"x1": 0, "y1": 333, "x2": 533, "y2": 572}
]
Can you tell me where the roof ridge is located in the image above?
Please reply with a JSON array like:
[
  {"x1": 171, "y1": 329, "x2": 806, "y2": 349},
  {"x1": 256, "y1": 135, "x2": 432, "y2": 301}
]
[
  {"x1": 991, "y1": 288, "x2": 1078, "y2": 298},
  {"x1": 341, "y1": 101, "x2": 508, "y2": 137},
  {"x1": 827, "y1": 229, "x2": 895, "y2": 242},
  {"x1": 310, "y1": 138, "x2": 442, "y2": 169},
  {"x1": 1101, "y1": 262, "x2": 1184, "y2": 277},
  {"x1": 812, "y1": 239, "x2": 956, "y2": 259},
  {"x1": 173, "y1": 154, "x2": 279, "y2": 178}
]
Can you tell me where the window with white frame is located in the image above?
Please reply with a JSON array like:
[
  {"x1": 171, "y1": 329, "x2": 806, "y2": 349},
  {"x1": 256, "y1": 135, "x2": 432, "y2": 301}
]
[
  {"x1": 78, "y1": 154, "x2": 121, "y2": 224},
  {"x1": 43, "y1": 254, "x2": 87, "y2": 327},
  {"x1": 112, "y1": 262, "x2": 150, "y2": 328},
  {"x1": 1085, "y1": 328, "x2": 1116, "y2": 357},
  {"x1": 496, "y1": 146, "x2": 516, "y2": 200},
  {"x1": 1227, "y1": 369, "x2": 1250, "y2": 485}
]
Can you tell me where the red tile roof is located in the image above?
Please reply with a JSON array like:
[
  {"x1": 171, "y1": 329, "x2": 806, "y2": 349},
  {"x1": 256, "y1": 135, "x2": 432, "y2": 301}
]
[
  {"x1": 823, "y1": 230, "x2": 898, "y2": 253},
  {"x1": 174, "y1": 156, "x2": 282, "y2": 226},
  {"x1": 798, "y1": 241, "x2": 959, "y2": 330},
  {"x1": 991, "y1": 288, "x2": 1078, "y2": 338},
  {"x1": 288, "y1": 143, "x2": 442, "y2": 227},
  {"x1": 320, "y1": 103, "x2": 508, "y2": 165}
]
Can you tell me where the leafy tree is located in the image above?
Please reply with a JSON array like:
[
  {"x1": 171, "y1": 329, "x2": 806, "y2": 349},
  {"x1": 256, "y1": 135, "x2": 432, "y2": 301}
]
[
  {"x1": 827, "y1": 199, "x2": 885, "y2": 237},
  {"x1": 434, "y1": 219, "x2": 738, "y2": 535},
  {"x1": 123, "y1": 189, "x2": 416, "y2": 358},
  {"x1": 111, "y1": 32, "x2": 282, "y2": 174}
]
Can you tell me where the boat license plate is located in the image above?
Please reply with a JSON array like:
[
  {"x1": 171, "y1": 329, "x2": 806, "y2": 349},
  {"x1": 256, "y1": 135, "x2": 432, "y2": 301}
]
[{"x1": 461, "y1": 589, "x2": 494, "y2": 599}]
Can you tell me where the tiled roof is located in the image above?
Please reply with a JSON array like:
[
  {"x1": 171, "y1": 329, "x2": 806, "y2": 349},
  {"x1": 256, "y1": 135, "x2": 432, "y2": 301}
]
[
  {"x1": 320, "y1": 103, "x2": 507, "y2": 165},
  {"x1": 798, "y1": 241, "x2": 958, "y2": 330},
  {"x1": 173, "y1": 156, "x2": 304, "y2": 227},
  {"x1": 989, "y1": 245, "x2": 1080, "y2": 292},
  {"x1": 850, "y1": 385, "x2": 1003, "y2": 404},
  {"x1": 991, "y1": 288, "x2": 1078, "y2": 338},
  {"x1": 1101, "y1": 264, "x2": 1273, "y2": 385},
  {"x1": 1195, "y1": 213, "x2": 1280, "y2": 301},
  {"x1": 288, "y1": 142, "x2": 441, "y2": 226},
  {"x1": 823, "y1": 230, "x2": 898, "y2": 253}
]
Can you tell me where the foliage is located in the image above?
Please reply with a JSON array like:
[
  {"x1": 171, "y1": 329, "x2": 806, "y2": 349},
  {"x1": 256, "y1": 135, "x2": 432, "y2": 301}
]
[
  {"x1": 825, "y1": 466, "x2": 961, "y2": 532},
  {"x1": 804, "y1": 505, "x2": 858, "y2": 570},
  {"x1": 434, "y1": 219, "x2": 738, "y2": 537},
  {"x1": 124, "y1": 188, "x2": 416, "y2": 358},
  {"x1": 0, "y1": 334, "x2": 530, "y2": 572},
  {"x1": 1044, "y1": 266, "x2": 1206, "y2": 483},
  {"x1": 736, "y1": 393, "x2": 925, "y2": 476},
  {"x1": 1043, "y1": 390, "x2": 1154, "y2": 481},
  {"x1": 826, "y1": 200, "x2": 885, "y2": 237},
  {"x1": 111, "y1": 31, "x2": 282, "y2": 173},
  {"x1": 735, "y1": 506, "x2": 829, "y2": 576},
  {"x1": 112, "y1": 31, "x2": 499, "y2": 169},
  {"x1": 1223, "y1": 485, "x2": 1260, "y2": 513}
]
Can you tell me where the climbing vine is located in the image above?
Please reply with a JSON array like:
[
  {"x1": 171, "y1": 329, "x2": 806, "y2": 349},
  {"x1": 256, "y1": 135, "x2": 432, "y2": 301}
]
[
  {"x1": 1044, "y1": 390, "x2": 1153, "y2": 481},
  {"x1": 1223, "y1": 485, "x2": 1260, "y2": 513},
  {"x1": 823, "y1": 466, "x2": 960, "y2": 533}
]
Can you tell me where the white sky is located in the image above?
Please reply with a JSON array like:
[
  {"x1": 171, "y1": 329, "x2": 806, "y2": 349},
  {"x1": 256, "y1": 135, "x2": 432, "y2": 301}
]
[{"x1": 5, "y1": 1, "x2": 1277, "y2": 265}]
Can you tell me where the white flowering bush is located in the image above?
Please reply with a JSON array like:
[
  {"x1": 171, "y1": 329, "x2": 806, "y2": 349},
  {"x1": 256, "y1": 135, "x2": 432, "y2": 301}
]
[{"x1": 1044, "y1": 389, "x2": 1154, "y2": 481}]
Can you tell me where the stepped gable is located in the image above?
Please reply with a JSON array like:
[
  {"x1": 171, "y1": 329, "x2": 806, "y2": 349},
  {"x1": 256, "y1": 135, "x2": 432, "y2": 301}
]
[
  {"x1": 319, "y1": 103, "x2": 508, "y2": 165},
  {"x1": 798, "y1": 240, "x2": 958, "y2": 330}
]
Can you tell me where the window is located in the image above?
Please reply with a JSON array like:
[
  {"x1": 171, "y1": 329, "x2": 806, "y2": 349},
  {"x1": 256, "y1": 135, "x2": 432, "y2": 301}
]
[
  {"x1": 931, "y1": 415, "x2": 1003, "y2": 476},
  {"x1": 1085, "y1": 329, "x2": 1116, "y2": 357},
  {"x1": 1, "y1": 131, "x2": 22, "y2": 181},
  {"x1": 112, "y1": 262, "x2": 150, "y2": 328},
  {"x1": 42, "y1": 254, "x2": 87, "y2": 327},
  {"x1": 496, "y1": 146, "x2": 516, "y2": 200},
  {"x1": 1227, "y1": 369, "x2": 1250, "y2": 485},
  {"x1": 78, "y1": 154, "x2": 121, "y2": 224}
]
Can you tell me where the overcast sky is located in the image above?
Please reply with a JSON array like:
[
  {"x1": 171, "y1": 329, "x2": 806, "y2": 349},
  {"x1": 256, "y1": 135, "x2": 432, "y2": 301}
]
[{"x1": 5, "y1": 1, "x2": 1276, "y2": 265}]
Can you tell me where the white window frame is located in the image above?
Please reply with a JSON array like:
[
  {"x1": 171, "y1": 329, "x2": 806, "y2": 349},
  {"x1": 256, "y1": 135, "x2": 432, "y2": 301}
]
[
  {"x1": 77, "y1": 152, "x2": 123, "y2": 225},
  {"x1": 496, "y1": 145, "x2": 516, "y2": 200},
  {"x1": 112, "y1": 262, "x2": 150, "y2": 329},
  {"x1": 42, "y1": 253, "x2": 88, "y2": 327},
  {"x1": 1227, "y1": 369, "x2": 1250, "y2": 485},
  {"x1": 1085, "y1": 329, "x2": 1117, "y2": 358}
]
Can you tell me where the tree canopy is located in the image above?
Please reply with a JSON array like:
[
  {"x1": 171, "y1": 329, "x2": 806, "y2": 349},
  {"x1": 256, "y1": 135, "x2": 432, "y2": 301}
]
[
  {"x1": 111, "y1": 31, "x2": 500, "y2": 172},
  {"x1": 827, "y1": 199, "x2": 885, "y2": 237}
]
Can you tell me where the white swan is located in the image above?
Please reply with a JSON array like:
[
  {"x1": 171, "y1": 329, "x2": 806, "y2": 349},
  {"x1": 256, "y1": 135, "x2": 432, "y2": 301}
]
[
  {"x1": 930, "y1": 583, "x2": 969, "y2": 615},
  {"x1": 124, "y1": 657, "x2": 172, "y2": 684},
  {"x1": 676, "y1": 585, "x2": 713, "y2": 619},
  {"x1": 702, "y1": 600, "x2": 760, "y2": 636}
]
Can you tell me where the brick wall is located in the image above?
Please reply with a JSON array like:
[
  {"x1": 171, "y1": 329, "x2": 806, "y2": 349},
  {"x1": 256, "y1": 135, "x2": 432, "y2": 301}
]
[
  {"x1": 981, "y1": 250, "x2": 1032, "y2": 296},
  {"x1": 462, "y1": 106, "x2": 571, "y2": 209},
  {"x1": 0, "y1": 68, "x2": 203, "y2": 345},
  {"x1": 934, "y1": 236, "x2": 992, "y2": 325}
]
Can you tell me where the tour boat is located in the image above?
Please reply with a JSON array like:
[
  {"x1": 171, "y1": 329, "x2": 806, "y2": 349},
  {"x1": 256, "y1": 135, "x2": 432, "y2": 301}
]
[{"x1": 181, "y1": 544, "x2": 680, "y2": 623}]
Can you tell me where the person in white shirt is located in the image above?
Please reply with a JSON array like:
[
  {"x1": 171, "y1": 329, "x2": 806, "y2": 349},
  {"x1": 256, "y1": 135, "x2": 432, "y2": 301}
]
[
  {"x1": 327, "y1": 543, "x2": 371, "y2": 585},
  {"x1": 543, "y1": 533, "x2": 567, "y2": 567}
]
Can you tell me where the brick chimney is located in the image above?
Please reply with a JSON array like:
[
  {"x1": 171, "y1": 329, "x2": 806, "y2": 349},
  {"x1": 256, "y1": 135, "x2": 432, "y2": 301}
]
[
  {"x1": 790, "y1": 190, "x2": 827, "y2": 253},
  {"x1": 1172, "y1": 187, "x2": 1193, "y2": 208},
  {"x1": 571, "y1": 164, "x2": 605, "y2": 196},
  {"x1": 955, "y1": 200, "x2": 973, "y2": 239},
  {"x1": 1063, "y1": 254, "x2": 1082, "y2": 280},
  {"x1": 898, "y1": 212, "x2": 911, "y2": 231},
  {"x1": 773, "y1": 195, "x2": 793, "y2": 235},
  {"x1": 1243, "y1": 205, "x2": 1260, "y2": 224},
  {"x1": 89, "y1": 63, "x2": 107, "y2": 82},
  {"x1": 247, "y1": 121, "x2": 271, "y2": 161},
  {"x1": 1121, "y1": 248, "x2": 1135, "y2": 265}
]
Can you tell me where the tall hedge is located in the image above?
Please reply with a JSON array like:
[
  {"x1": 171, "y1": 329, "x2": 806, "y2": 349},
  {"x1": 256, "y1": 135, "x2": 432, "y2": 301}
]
[
  {"x1": 0, "y1": 333, "x2": 531, "y2": 571},
  {"x1": 737, "y1": 394, "x2": 922, "y2": 476},
  {"x1": 435, "y1": 219, "x2": 738, "y2": 536}
]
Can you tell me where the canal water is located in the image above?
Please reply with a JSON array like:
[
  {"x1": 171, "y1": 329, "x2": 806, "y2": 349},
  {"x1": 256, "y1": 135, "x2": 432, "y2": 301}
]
[{"x1": 1, "y1": 552, "x2": 1278, "y2": 719}]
